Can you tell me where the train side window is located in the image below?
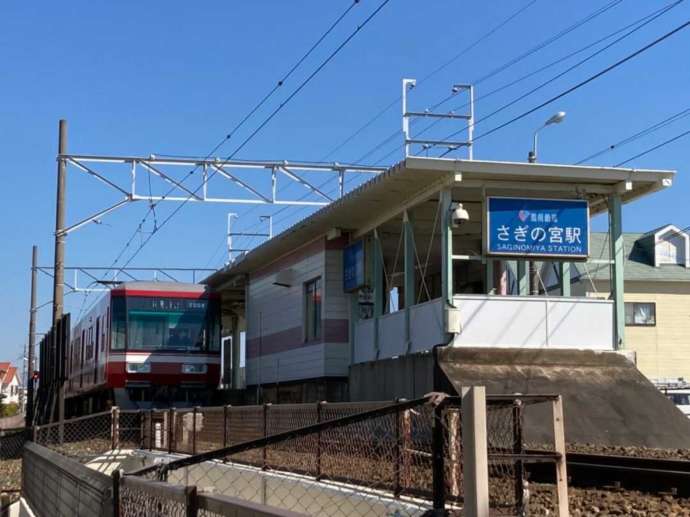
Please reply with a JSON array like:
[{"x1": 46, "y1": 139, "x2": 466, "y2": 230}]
[{"x1": 112, "y1": 296, "x2": 126, "y2": 350}]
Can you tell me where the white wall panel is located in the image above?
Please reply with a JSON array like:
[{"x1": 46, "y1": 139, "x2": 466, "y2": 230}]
[
  {"x1": 451, "y1": 295, "x2": 614, "y2": 350},
  {"x1": 378, "y1": 311, "x2": 407, "y2": 359},
  {"x1": 354, "y1": 319, "x2": 376, "y2": 363},
  {"x1": 247, "y1": 249, "x2": 325, "y2": 341},
  {"x1": 409, "y1": 299, "x2": 446, "y2": 353}
]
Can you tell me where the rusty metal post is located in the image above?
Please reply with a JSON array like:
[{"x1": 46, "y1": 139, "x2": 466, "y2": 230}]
[
  {"x1": 185, "y1": 485, "x2": 198, "y2": 517},
  {"x1": 316, "y1": 400, "x2": 324, "y2": 479},
  {"x1": 432, "y1": 402, "x2": 446, "y2": 513},
  {"x1": 111, "y1": 406, "x2": 120, "y2": 449},
  {"x1": 262, "y1": 403, "x2": 270, "y2": 470},
  {"x1": 112, "y1": 469, "x2": 121, "y2": 517},
  {"x1": 394, "y1": 398, "x2": 402, "y2": 497},
  {"x1": 149, "y1": 409, "x2": 154, "y2": 450},
  {"x1": 192, "y1": 407, "x2": 199, "y2": 455},
  {"x1": 513, "y1": 399, "x2": 525, "y2": 511},
  {"x1": 223, "y1": 405, "x2": 230, "y2": 448},
  {"x1": 448, "y1": 406, "x2": 461, "y2": 499},
  {"x1": 169, "y1": 407, "x2": 175, "y2": 454}
]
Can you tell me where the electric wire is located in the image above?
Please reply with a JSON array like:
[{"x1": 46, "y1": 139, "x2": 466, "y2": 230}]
[
  {"x1": 427, "y1": 1, "x2": 681, "y2": 154},
  {"x1": 319, "y1": 0, "x2": 539, "y2": 161},
  {"x1": 222, "y1": 0, "x2": 553, "y2": 250},
  {"x1": 74, "y1": 0, "x2": 360, "y2": 313},
  {"x1": 615, "y1": 128, "x2": 690, "y2": 166},
  {"x1": 576, "y1": 107, "x2": 690, "y2": 164},
  {"x1": 407, "y1": 0, "x2": 684, "y2": 156},
  {"x1": 106, "y1": 0, "x2": 393, "y2": 282},
  {"x1": 438, "y1": 19, "x2": 690, "y2": 157},
  {"x1": 93, "y1": 1, "x2": 365, "y2": 292},
  {"x1": 351, "y1": 0, "x2": 627, "y2": 166}
]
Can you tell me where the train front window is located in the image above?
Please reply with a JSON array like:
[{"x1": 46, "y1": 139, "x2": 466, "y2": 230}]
[{"x1": 112, "y1": 296, "x2": 220, "y2": 352}]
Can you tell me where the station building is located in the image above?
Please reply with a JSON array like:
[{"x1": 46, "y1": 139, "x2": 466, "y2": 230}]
[{"x1": 205, "y1": 157, "x2": 690, "y2": 447}]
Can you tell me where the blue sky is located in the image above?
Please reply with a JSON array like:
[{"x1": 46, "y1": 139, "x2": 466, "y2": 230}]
[{"x1": 2, "y1": 1, "x2": 689, "y2": 365}]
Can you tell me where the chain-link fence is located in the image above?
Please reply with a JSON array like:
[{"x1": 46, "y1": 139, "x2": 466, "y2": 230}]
[
  {"x1": 34, "y1": 410, "x2": 113, "y2": 462},
  {"x1": 8, "y1": 392, "x2": 567, "y2": 515},
  {"x1": 0, "y1": 427, "x2": 26, "y2": 510}
]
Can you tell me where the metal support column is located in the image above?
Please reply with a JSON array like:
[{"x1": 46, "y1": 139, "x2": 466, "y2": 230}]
[
  {"x1": 373, "y1": 230, "x2": 383, "y2": 358},
  {"x1": 558, "y1": 262, "x2": 571, "y2": 297},
  {"x1": 609, "y1": 194, "x2": 625, "y2": 349},
  {"x1": 26, "y1": 245, "x2": 38, "y2": 427},
  {"x1": 440, "y1": 189, "x2": 453, "y2": 307},
  {"x1": 403, "y1": 210, "x2": 416, "y2": 350}
]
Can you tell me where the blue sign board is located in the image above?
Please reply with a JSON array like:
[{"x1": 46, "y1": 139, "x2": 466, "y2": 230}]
[
  {"x1": 343, "y1": 240, "x2": 365, "y2": 291},
  {"x1": 487, "y1": 197, "x2": 589, "y2": 258}
]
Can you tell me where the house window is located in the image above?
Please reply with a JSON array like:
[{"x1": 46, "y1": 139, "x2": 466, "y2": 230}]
[
  {"x1": 305, "y1": 277, "x2": 322, "y2": 342},
  {"x1": 625, "y1": 302, "x2": 656, "y2": 326}
]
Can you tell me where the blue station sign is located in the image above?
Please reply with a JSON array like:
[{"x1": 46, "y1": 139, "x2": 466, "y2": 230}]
[
  {"x1": 343, "y1": 240, "x2": 365, "y2": 292},
  {"x1": 487, "y1": 197, "x2": 589, "y2": 258}
]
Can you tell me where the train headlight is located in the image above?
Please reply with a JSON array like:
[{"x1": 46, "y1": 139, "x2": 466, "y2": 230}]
[
  {"x1": 182, "y1": 364, "x2": 207, "y2": 374},
  {"x1": 126, "y1": 363, "x2": 151, "y2": 374}
]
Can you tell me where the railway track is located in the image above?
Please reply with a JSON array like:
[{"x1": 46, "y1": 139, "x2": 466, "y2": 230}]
[{"x1": 527, "y1": 452, "x2": 690, "y2": 497}]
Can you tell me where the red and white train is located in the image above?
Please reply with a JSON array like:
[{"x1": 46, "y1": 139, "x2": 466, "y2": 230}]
[{"x1": 65, "y1": 282, "x2": 221, "y2": 415}]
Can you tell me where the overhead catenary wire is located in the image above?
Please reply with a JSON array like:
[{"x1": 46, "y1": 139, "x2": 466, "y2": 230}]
[
  {"x1": 351, "y1": 0, "x2": 627, "y2": 165},
  {"x1": 404, "y1": 0, "x2": 685, "y2": 158},
  {"x1": 427, "y1": 1, "x2": 682, "y2": 154},
  {"x1": 105, "y1": 0, "x2": 393, "y2": 285},
  {"x1": 437, "y1": 18, "x2": 690, "y2": 157},
  {"x1": 227, "y1": 0, "x2": 594, "y2": 249},
  {"x1": 615, "y1": 128, "x2": 690, "y2": 166},
  {"x1": 319, "y1": 0, "x2": 540, "y2": 161},
  {"x1": 576, "y1": 107, "x2": 690, "y2": 164},
  {"x1": 68, "y1": 2, "x2": 369, "y2": 320},
  {"x1": 102, "y1": 2, "x2": 362, "y2": 281}
]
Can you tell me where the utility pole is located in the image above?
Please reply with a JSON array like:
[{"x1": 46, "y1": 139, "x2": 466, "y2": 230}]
[
  {"x1": 53, "y1": 119, "x2": 67, "y2": 430},
  {"x1": 26, "y1": 245, "x2": 38, "y2": 427},
  {"x1": 53, "y1": 119, "x2": 67, "y2": 325}
]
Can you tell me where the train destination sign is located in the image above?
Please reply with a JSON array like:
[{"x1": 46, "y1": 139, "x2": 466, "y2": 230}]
[{"x1": 487, "y1": 197, "x2": 589, "y2": 258}]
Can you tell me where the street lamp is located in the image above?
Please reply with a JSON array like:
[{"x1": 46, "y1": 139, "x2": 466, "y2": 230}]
[{"x1": 528, "y1": 111, "x2": 566, "y2": 163}]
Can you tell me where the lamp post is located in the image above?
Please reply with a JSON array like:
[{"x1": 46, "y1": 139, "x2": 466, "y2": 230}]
[
  {"x1": 528, "y1": 111, "x2": 566, "y2": 163},
  {"x1": 527, "y1": 112, "x2": 566, "y2": 295}
]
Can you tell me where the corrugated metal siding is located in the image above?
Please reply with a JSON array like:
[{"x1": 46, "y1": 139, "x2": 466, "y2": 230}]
[{"x1": 244, "y1": 240, "x2": 351, "y2": 385}]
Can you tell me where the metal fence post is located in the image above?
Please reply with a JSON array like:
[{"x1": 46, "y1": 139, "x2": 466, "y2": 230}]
[
  {"x1": 149, "y1": 410, "x2": 154, "y2": 450},
  {"x1": 192, "y1": 407, "x2": 199, "y2": 455},
  {"x1": 185, "y1": 485, "x2": 198, "y2": 517},
  {"x1": 552, "y1": 396, "x2": 569, "y2": 517},
  {"x1": 432, "y1": 401, "x2": 447, "y2": 513},
  {"x1": 223, "y1": 405, "x2": 230, "y2": 448},
  {"x1": 169, "y1": 408, "x2": 175, "y2": 454},
  {"x1": 1, "y1": 492, "x2": 9, "y2": 517},
  {"x1": 512, "y1": 399, "x2": 525, "y2": 512},
  {"x1": 448, "y1": 406, "x2": 461, "y2": 499},
  {"x1": 262, "y1": 403, "x2": 270, "y2": 470},
  {"x1": 112, "y1": 469, "x2": 121, "y2": 517},
  {"x1": 394, "y1": 398, "x2": 402, "y2": 497},
  {"x1": 316, "y1": 400, "x2": 324, "y2": 479},
  {"x1": 111, "y1": 406, "x2": 120, "y2": 450},
  {"x1": 461, "y1": 386, "x2": 489, "y2": 517},
  {"x1": 138, "y1": 411, "x2": 144, "y2": 449}
]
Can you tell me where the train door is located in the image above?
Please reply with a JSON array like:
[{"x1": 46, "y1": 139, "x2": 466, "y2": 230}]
[
  {"x1": 94, "y1": 317, "x2": 100, "y2": 386},
  {"x1": 80, "y1": 329, "x2": 85, "y2": 389}
]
